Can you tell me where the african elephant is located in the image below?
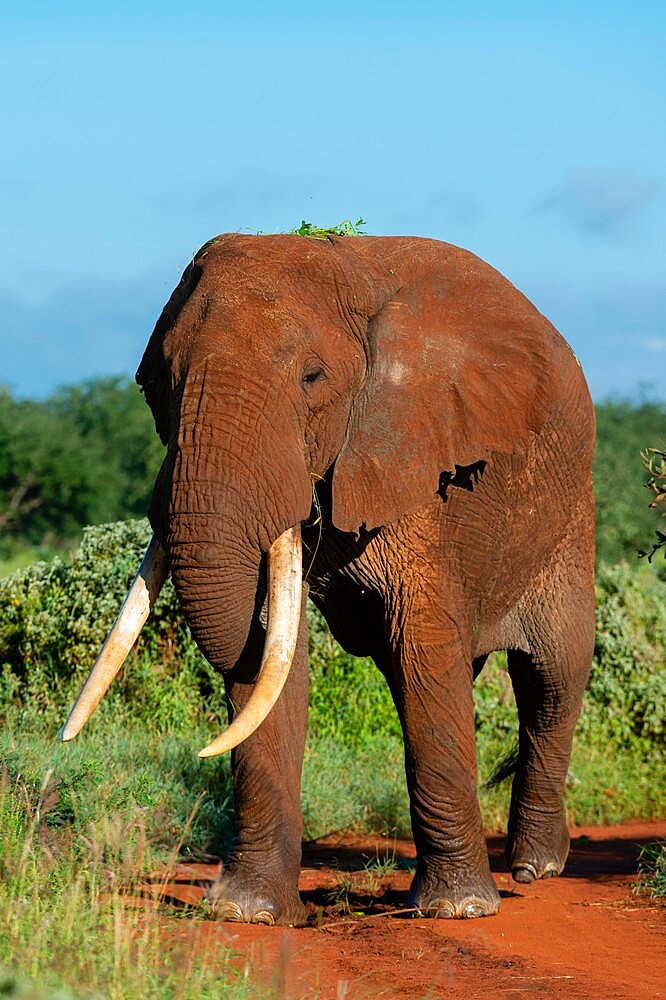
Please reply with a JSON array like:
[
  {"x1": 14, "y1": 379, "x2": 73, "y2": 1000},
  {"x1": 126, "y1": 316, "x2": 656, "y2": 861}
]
[{"x1": 62, "y1": 233, "x2": 596, "y2": 925}]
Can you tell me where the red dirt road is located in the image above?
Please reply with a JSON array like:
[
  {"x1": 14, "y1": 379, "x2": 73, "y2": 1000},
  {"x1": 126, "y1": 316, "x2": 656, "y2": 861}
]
[{"x1": 142, "y1": 820, "x2": 665, "y2": 999}]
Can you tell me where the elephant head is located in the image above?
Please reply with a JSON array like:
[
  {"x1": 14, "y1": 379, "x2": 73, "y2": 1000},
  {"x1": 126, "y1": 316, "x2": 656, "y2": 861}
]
[{"x1": 62, "y1": 233, "x2": 554, "y2": 754}]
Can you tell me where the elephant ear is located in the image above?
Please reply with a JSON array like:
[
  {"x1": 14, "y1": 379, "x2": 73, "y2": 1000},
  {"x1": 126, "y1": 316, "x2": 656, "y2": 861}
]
[
  {"x1": 136, "y1": 260, "x2": 204, "y2": 444},
  {"x1": 331, "y1": 262, "x2": 558, "y2": 533}
]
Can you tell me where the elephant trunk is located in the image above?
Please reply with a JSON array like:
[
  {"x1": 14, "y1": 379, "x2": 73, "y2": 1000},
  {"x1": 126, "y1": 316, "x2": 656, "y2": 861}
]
[
  {"x1": 61, "y1": 369, "x2": 312, "y2": 755},
  {"x1": 165, "y1": 504, "x2": 304, "y2": 755},
  {"x1": 197, "y1": 525, "x2": 302, "y2": 757},
  {"x1": 166, "y1": 506, "x2": 264, "y2": 673},
  {"x1": 162, "y1": 416, "x2": 309, "y2": 671}
]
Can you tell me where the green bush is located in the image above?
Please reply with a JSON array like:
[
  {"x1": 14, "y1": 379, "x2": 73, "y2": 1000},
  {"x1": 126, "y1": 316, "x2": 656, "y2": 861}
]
[
  {"x1": 0, "y1": 379, "x2": 164, "y2": 558},
  {"x1": 0, "y1": 519, "x2": 226, "y2": 733},
  {"x1": 307, "y1": 608, "x2": 400, "y2": 744},
  {"x1": 583, "y1": 563, "x2": 665, "y2": 752},
  {"x1": 2, "y1": 521, "x2": 665, "y2": 761},
  {"x1": 0, "y1": 519, "x2": 174, "y2": 673},
  {"x1": 640, "y1": 445, "x2": 666, "y2": 561},
  {"x1": 594, "y1": 397, "x2": 666, "y2": 565},
  {"x1": 0, "y1": 518, "x2": 664, "y2": 859}
]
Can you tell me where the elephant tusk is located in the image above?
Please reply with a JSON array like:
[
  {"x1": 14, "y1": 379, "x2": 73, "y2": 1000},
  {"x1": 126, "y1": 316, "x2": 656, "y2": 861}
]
[
  {"x1": 198, "y1": 526, "x2": 302, "y2": 758},
  {"x1": 60, "y1": 535, "x2": 169, "y2": 742}
]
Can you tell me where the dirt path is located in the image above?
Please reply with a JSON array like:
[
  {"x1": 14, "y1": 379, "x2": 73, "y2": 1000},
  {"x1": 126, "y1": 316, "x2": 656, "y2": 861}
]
[{"x1": 141, "y1": 820, "x2": 665, "y2": 999}]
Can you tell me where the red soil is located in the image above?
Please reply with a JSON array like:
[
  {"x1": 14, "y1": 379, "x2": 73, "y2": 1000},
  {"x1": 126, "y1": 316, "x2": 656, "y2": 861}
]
[{"x1": 137, "y1": 820, "x2": 666, "y2": 999}]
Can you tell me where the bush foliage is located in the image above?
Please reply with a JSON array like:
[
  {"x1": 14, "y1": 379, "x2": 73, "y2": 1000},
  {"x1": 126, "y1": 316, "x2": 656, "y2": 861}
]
[
  {"x1": 593, "y1": 397, "x2": 666, "y2": 565},
  {"x1": 2, "y1": 520, "x2": 664, "y2": 762},
  {"x1": 584, "y1": 563, "x2": 665, "y2": 751},
  {"x1": 0, "y1": 520, "x2": 225, "y2": 734},
  {"x1": 640, "y1": 445, "x2": 666, "y2": 561},
  {"x1": 0, "y1": 378, "x2": 163, "y2": 564}
]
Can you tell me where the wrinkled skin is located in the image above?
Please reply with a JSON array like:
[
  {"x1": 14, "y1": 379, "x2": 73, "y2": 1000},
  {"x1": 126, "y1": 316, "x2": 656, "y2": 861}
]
[{"x1": 138, "y1": 234, "x2": 595, "y2": 925}]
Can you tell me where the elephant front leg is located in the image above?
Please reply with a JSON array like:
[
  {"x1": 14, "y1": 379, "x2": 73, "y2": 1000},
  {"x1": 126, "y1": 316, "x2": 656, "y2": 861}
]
[
  {"x1": 206, "y1": 605, "x2": 309, "y2": 926},
  {"x1": 394, "y1": 634, "x2": 500, "y2": 918}
]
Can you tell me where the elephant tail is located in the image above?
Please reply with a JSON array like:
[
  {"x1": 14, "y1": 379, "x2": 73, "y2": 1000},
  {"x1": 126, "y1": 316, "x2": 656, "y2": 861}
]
[{"x1": 483, "y1": 742, "x2": 520, "y2": 788}]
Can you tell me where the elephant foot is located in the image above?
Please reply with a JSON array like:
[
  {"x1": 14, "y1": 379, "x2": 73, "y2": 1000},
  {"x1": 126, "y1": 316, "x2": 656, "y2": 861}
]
[
  {"x1": 408, "y1": 865, "x2": 500, "y2": 919},
  {"x1": 206, "y1": 870, "x2": 307, "y2": 927},
  {"x1": 507, "y1": 811, "x2": 570, "y2": 884},
  {"x1": 511, "y1": 859, "x2": 562, "y2": 884}
]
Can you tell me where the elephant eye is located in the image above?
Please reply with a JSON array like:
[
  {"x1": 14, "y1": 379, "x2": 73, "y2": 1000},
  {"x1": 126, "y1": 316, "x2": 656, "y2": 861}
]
[{"x1": 301, "y1": 365, "x2": 326, "y2": 387}]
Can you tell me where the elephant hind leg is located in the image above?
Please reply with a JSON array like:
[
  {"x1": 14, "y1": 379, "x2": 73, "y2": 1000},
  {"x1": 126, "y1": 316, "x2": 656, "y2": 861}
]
[{"x1": 505, "y1": 537, "x2": 595, "y2": 884}]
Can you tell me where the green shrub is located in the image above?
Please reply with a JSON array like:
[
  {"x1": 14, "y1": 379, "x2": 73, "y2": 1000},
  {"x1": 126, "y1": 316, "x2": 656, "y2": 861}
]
[
  {"x1": 594, "y1": 397, "x2": 666, "y2": 566},
  {"x1": 307, "y1": 607, "x2": 400, "y2": 744},
  {"x1": 1, "y1": 520, "x2": 665, "y2": 841},
  {"x1": 2, "y1": 521, "x2": 665, "y2": 758},
  {"x1": 1, "y1": 519, "x2": 175, "y2": 676},
  {"x1": 640, "y1": 445, "x2": 666, "y2": 562},
  {"x1": 0, "y1": 520, "x2": 225, "y2": 732},
  {"x1": 582, "y1": 562, "x2": 666, "y2": 753}
]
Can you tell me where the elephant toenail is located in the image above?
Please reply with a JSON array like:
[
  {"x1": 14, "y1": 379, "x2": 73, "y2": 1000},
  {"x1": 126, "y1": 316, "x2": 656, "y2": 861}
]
[
  {"x1": 542, "y1": 862, "x2": 560, "y2": 878},
  {"x1": 251, "y1": 909, "x2": 275, "y2": 925},
  {"x1": 429, "y1": 899, "x2": 456, "y2": 918},
  {"x1": 512, "y1": 863, "x2": 538, "y2": 884},
  {"x1": 213, "y1": 901, "x2": 245, "y2": 922},
  {"x1": 460, "y1": 899, "x2": 488, "y2": 918}
]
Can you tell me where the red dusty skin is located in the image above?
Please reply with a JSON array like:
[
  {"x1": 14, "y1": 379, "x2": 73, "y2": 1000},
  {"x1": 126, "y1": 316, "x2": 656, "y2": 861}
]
[
  {"x1": 130, "y1": 233, "x2": 598, "y2": 928},
  {"x1": 197, "y1": 525, "x2": 303, "y2": 758}
]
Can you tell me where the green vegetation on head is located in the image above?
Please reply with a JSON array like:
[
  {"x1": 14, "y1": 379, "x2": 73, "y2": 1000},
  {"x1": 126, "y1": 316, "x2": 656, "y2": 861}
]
[{"x1": 291, "y1": 218, "x2": 366, "y2": 239}]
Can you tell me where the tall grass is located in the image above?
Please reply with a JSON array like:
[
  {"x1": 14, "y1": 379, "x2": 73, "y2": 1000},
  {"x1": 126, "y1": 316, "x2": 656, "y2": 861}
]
[
  {"x1": 635, "y1": 840, "x2": 666, "y2": 898},
  {"x1": 0, "y1": 760, "x2": 251, "y2": 999},
  {"x1": 1, "y1": 520, "x2": 665, "y2": 991}
]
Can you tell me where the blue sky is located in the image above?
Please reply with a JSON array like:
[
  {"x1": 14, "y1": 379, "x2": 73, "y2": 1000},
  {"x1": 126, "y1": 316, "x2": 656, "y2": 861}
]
[{"x1": 2, "y1": 1, "x2": 665, "y2": 400}]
